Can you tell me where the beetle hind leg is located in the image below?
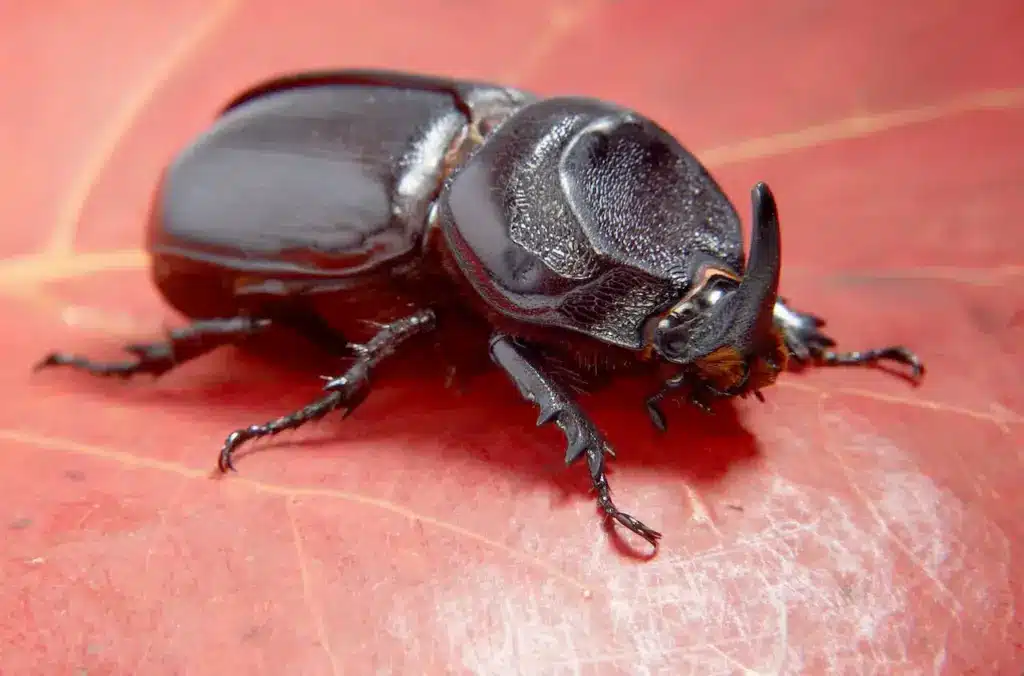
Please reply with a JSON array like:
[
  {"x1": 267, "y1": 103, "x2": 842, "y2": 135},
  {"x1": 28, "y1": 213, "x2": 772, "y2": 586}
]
[
  {"x1": 489, "y1": 334, "x2": 662, "y2": 548},
  {"x1": 774, "y1": 298, "x2": 924, "y2": 381},
  {"x1": 35, "y1": 316, "x2": 272, "y2": 379},
  {"x1": 217, "y1": 309, "x2": 436, "y2": 472}
]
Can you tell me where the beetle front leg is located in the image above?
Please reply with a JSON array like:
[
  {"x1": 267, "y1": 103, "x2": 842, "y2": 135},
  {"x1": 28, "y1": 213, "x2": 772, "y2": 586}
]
[
  {"x1": 773, "y1": 298, "x2": 924, "y2": 380},
  {"x1": 217, "y1": 309, "x2": 436, "y2": 472},
  {"x1": 35, "y1": 316, "x2": 272, "y2": 378},
  {"x1": 489, "y1": 334, "x2": 662, "y2": 547}
]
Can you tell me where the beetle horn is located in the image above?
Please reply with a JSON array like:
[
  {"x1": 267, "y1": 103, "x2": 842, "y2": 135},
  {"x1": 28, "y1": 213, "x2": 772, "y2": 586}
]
[{"x1": 731, "y1": 181, "x2": 782, "y2": 354}]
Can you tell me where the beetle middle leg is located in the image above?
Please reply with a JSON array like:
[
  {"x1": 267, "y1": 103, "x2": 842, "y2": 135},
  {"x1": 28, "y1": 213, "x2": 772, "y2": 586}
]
[
  {"x1": 489, "y1": 334, "x2": 662, "y2": 548},
  {"x1": 35, "y1": 316, "x2": 272, "y2": 378},
  {"x1": 217, "y1": 308, "x2": 436, "y2": 472},
  {"x1": 773, "y1": 298, "x2": 924, "y2": 380}
]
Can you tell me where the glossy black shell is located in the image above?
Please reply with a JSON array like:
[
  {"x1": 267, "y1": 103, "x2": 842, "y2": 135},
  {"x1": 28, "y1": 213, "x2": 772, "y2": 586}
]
[
  {"x1": 145, "y1": 70, "x2": 745, "y2": 351},
  {"x1": 146, "y1": 70, "x2": 529, "y2": 320},
  {"x1": 437, "y1": 97, "x2": 745, "y2": 349}
]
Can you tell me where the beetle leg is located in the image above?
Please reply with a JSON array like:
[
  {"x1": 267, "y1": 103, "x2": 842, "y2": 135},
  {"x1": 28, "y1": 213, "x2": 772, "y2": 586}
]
[
  {"x1": 217, "y1": 309, "x2": 436, "y2": 472},
  {"x1": 35, "y1": 317, "x2": 271, "y2": 378},
  {"x1": 489, "y1": 334, "x2": 662, "y2": 548},
  {"x1": 645, "y1": 393, "x2": 669, "y2": 432},
  {"x1": 773, "y1": 298, "x2": 925, "y2": 381}
]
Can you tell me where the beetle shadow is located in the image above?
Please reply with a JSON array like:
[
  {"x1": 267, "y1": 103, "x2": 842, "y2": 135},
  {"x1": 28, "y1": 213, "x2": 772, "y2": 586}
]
[
  {"x1": 34, "y1": 334, "x2": 764, "y2": 558},
  {"x1": 537, "y1": 378, "x2": 762, "y2": 560},
  {"x1": 220, "y1": 334, "x2": 763, "y2": 481}
]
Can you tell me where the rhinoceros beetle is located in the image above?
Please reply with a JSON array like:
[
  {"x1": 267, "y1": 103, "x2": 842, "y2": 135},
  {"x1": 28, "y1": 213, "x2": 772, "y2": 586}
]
[{"x1": 37, "y1": 69, "x2": 924, "y2": 547}]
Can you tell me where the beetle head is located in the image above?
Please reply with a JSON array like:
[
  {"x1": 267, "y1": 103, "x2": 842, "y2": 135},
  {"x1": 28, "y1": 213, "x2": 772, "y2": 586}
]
[{"x1": 648, "y1": 182, "x2": 788, "y2": 398}]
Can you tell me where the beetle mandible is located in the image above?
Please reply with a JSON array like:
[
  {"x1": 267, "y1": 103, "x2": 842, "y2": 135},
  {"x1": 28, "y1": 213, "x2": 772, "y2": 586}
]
[{"x1": 37, "y1": 70, "x2": 924, "y2": 547}]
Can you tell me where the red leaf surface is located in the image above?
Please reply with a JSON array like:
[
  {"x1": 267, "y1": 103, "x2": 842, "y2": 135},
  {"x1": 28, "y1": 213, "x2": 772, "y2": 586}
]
[{"x1": 2, "y1": 2, "x2": 1022, "y2": 673}]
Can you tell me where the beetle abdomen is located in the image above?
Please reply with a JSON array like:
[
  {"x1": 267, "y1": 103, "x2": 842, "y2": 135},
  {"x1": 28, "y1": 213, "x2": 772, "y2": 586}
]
[{"x1": 149, "y1": 83, "x2": 467, "y2": 277}]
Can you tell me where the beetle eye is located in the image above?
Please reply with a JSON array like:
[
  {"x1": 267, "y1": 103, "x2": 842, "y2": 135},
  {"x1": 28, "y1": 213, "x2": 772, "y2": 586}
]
[
  {"x1": 705, "y1": 286, "x2": 725, "y2": 306},
  {"x1": 672, "y1": 304, "x2": 698, "y2": 323},
  {"x1": 702, "y1": 276, "x2": 737, "y2": 306}
]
